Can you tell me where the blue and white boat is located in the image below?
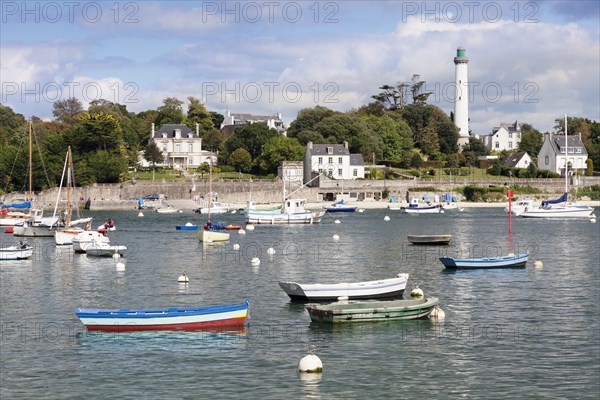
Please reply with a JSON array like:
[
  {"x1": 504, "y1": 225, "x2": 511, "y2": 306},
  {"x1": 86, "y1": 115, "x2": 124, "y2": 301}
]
[
  {"x1": 439, "y1": 252, "x2": 529, "y2": 269},
  {"x1": 324, "y1": 199, "x2": 357, "y2": 213},
  {"x1": 0, "y1": 241, "x2": 33, "y2": 260},
  {"x1": 75, "y1": 301, "x2": 249, "y2": 332},
  {"x1": 402, "y1": 199, "x2": 443, "y2": 214},
  {"x1": 176, "y1": 222, "x2": 198, "y2": 231}
]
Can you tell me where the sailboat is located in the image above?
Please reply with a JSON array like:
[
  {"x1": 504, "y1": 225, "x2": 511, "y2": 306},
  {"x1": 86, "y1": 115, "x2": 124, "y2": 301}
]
[
  {"x1": 199, "y1": 160, "x2": 230, "y2": 242},
  {"x1": 53, "y1": 146, "x2": 93, "y2": 245},
  {"x1": 12, "y1": 121, "x2": 58, "y2": 237},
  {"x1": 520, "y1": 115, "x2": 594, "y2": 219}
]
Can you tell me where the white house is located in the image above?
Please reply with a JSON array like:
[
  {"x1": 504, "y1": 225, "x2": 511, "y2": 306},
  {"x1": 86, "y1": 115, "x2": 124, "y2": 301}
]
[
  {"x1": 303, "y1": 141, "x2": 365, "y2": 185},
  {"x1": 483, "y1": 121, "x2": 521, "y2": 152},
  {"x1": 501, "y1": 151, "x2": 532, "y2": 169},
  {"x1": 148, "y1": 123, "x2": 217, "y2": 169},
  {"x1": 220, "y1": 110, "x2": 286, "y2": 135},
  {"x1": 537, "y1": 132, "x2": 588, "y2": 176}
]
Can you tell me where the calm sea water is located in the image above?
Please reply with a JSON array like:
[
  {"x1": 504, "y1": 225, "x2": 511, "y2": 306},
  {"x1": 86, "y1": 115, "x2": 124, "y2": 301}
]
[{"x1": 1, "y1": 208, "x2": 599, "y2": 399}]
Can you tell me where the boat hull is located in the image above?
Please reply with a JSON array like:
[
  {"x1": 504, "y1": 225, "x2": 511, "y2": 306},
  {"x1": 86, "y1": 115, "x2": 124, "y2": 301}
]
[
  {"x1": 407, "y1": 235, "x2": 452, "y2": 245},
  {"x1": 176, "y1": 225, "x2": 198, "y2": 231},
  {"x1": 0, "y1": 245, "x2": 34, "y2": 260},
  {"x1": 439, "y1": 253, "x2": 529, "y2": 269},
  {"x1": 278, "y1": 274, "x2": 409, "y2": 302},
  {"x1": 520, "y1": 205, "x2": 594, "y2": 218},
  {"x1": 402, "y1": 206, "x2": 442, "y2": 214},
  {"x1": 12, "y1": 224, "x2": 55, "y2": 237},
  {"x1": 245, "y1": 210, "x2": 325, "y2": 224},
  {"x1": 75, "y1": 301, "x2": 249, "y2": 332},
  {"x1": 85, "y1": 245, "x2": 127, "y2": 257},
  {"x1": 199, "y1": 229, "x2": 230, "y2": 242},
  {"x1": 306, "y1": 297, "x2": 439, "y2": 323}
]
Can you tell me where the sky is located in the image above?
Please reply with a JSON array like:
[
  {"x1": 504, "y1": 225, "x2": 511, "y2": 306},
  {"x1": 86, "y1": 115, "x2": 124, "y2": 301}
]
[{"x1": 1, "y1": 0, "x2": 599, "y2": 136}]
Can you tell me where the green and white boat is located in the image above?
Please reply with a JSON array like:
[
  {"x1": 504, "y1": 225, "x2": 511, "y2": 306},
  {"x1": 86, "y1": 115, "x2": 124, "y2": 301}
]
[{"x1": 306, "y1": 297, "x2": 439, "y2": 323}]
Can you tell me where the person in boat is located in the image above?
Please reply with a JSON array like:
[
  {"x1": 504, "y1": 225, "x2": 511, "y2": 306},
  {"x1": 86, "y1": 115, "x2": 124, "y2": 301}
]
[{"x1": 108, "y1": 219, "x2": 114, "y2": 228}]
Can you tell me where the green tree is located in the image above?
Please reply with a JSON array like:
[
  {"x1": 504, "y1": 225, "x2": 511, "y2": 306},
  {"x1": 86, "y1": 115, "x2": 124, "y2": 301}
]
[
  {"x1": 223, "y1": 123, "x2": 278, "y2": 160},
  {"x1": 410, "y1": 153, "x2": 423, "y2": 169},
  {"x1": 371, "y1": 83, "x2": 409, "y2": 110},
  {"x1": 462, "y1": 137, "x2": 486, "y2": 166},
  {"x1": 68, "y1": 112, "x2": 124, "y2": 153},
  {"x1": 400, "y1": 104, "x2": 458, "y2": 154},
  {"x1": 287, "y1": 106, "x2": 336, "y2": 138},
  {"x1": 87, "y1": 150, "x2": 127, "y2": 183},
  {"x1": 255, "y1": 135, "x2": 304, "y2": 174},
  {"x1": 210, "y1": 112, "x2": 224, "y2": 129},
  {"x1": 518, "y1": 123, "x2": 543, "y2": 162},
  {"x1": 526, "y1": 161, "x2": 537, "y2": 178},
  {"x1": 202, "y1": 128, "x2": 225, "y2": 152},
  {"x1": 52, "y1": 97, "x2": 83, "y2": 125},
  {"x1": 185, "y1": 96, "x2": 214, "y2": 134},
  {"x1": 363, "y1": 114, "x2": 413, "y2": 161},
  {"x1": 296, "y1": 130, "x2": 325, "y2": 145},
  {"x1": 228, "y1": 148, "x2": 253, "y2": 173},
  {"x1": 144, "y1": 142, "x2": 164, "y2": 181},
  {"x1": 155, "y1": 97, "x2": 185, "y2": 126},
  {"x1": 0, "y1": 104, "x2": 27, "y2": 146},
  {"x1": 586, "y1": 159, "x2": 593, "y2": 176}
]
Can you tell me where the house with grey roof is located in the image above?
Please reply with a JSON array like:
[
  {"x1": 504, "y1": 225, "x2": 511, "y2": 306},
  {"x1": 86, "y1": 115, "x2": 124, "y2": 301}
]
[
  {"x1": 145, "y1": 123, "x2": 217, "y2": 169},
  {"x1": 501, "y1": 151, "x2": 532, "y2": 169},
  {"x1": 482, "y1": 121, "x2": 521, "y2": 152},
  {"x1": 303, "y1": 141, "x2": 365, "y2": 185},
  {"x1": 220, "y1": 110, "x2": 286, "y2": 135},
  {"x1": 537, "y1": 132, "x2": 588, "y2": 176}
]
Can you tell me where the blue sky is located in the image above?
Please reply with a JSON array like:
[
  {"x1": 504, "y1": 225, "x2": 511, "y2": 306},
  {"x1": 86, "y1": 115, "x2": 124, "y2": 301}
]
[{"x1": 1, "y1": 1, "x2": 599, "y2": 135}]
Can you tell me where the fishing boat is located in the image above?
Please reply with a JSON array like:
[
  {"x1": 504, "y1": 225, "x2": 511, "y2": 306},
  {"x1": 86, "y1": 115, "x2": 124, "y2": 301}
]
[
  {"x1": 505, "y1": 199, "x2": 534, "y2": 216},
  {"x1": 306, "y1": 297, "x2": 439, "y2": 323},
  {"x1": 84, "y1": 242, "x2": 127, "y2": 257},
  {"x1": 324, "y1": 199, "x2": 357, "y2": 213},
  {"x1": 0, "y1": 205, "x2": 31, "y2": 226},
  {"x1": 246, "y1": 198, "x2": 325, "y2": 224},
  {"x1": 155, "y1": 204, "x2": 179, "y2": 214},
  {"x1": 520, "y1": 115, "x2": 594, "y2": 219},
  {"x1": 72, "y1": 230, "x2": 110, "y2": 253},
  {"x1": 176, "y1": 222, "x2": 198, "y2": 231},
  {"x1": 75, "y1": 300, "x2": 249, "y2": 332},
  {"x1": 199, "y1": 161, "x2": 230, "y2": 242},
  {"x1": 0, "y1": 241, "x2": 34, "y2": 260},
  {"x1": 195, "y1": 200, "x2": 230, "y2": 215},
  {"x1": 278, "y1": 273, "x2": 409, "y2": 302},
  {"x1": 439, "y1": 252, "x2": 529, "y2": 269},
  {"x1": 407, "y1": 234, "x2": 452, "y2": 245}
]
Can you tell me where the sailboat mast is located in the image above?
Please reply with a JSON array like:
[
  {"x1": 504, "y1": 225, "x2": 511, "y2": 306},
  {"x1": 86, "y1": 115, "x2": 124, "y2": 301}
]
[
  {"x1": 564, "y1": 114, "x2": 568, "y2": 195},
  {"x1": 208, "y1": 159, "x2": 212, "y2": 223},
  {"x1": 66, "y1": 146, "x2": 72, "y2": 227},
  {"x1": 29, "y1": 120, "x2": 33, "y2": 202}
]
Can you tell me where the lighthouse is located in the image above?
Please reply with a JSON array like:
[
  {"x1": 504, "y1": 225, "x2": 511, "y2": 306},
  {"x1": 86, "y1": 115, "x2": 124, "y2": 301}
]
[{"x1": 454, "y1": 46, "x2": 470, "y2": 148}]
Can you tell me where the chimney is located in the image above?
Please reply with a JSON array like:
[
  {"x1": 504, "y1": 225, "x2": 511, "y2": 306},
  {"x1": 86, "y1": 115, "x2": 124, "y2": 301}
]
[
  {"x1": 307, "y1": 141, "x2": 313, "y2": 149},
  {"x1": 196, "y1": 122, "x2": 199, "y2": 136},
  {"x1": 150, "y1": 123, "x2": 155, "y2": 142},
  {"x1": 343, "y1": 141, "x2": 348, "y2": 149},
  {"x1": 578, "y1": 132, "x2": 581, "y2": 141}
]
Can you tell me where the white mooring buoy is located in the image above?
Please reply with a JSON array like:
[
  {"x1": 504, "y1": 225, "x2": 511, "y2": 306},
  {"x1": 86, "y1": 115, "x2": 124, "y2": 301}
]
[
  {"x1": 116, "y1": 261, "x2": 125, "y2": 272},
  {"x1": 238, "y1": 228, "x2": 246, "y2": 235},
  {"x1": 246, "y1": 224, "x2": 255, "y2": 231},
  {"x1": 112, "y1": 252, "x2": 121, "y2": 260},
  {"x1": 137, "y1": 211, "x2": 144, "y2": 217},
  {"x1": 334, "y1": 219, "x2": 341, "y2": 224},
  {"x1": 267, "y1": 247, "x2": 275, "y2": 255},
  {"x1": 251, "y1": 257, "x2": 260, "y2": 266},
  {"x1": 411, "y1": 286, "x2": 424, "y2": 298},
  {"x1": 590, "y1": 216, "x2": 597, "y2": 223},
  {"x1": 233, "y1": 243, "x2": 240, "y2": 250},
  {"x1": 358, "y1": 208, "x2": 364, "y2": 213},
  {"x1": 298, "y1": 345, "x2": 323, "y2": 373},
  {"x1": 177, "y1": 273, "x2": 189, "y2": 284},
  {"x1": 534, "y1": 260, "x2": 543, "y2": 269},
  {"x1": 332, "y1": 234, "x2": 340, "y2": 241},
  {"x1": 429, "y1": 304, "x2": 445, "y2": 321},
  {"x1": 384, "y1": 215, "x2": 390, "y2": 221}
]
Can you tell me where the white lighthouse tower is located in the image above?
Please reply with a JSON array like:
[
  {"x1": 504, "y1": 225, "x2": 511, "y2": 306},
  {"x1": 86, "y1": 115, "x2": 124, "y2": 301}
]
[{"x1": 454, "y1": 46, "x2": 470, "y2": 148}]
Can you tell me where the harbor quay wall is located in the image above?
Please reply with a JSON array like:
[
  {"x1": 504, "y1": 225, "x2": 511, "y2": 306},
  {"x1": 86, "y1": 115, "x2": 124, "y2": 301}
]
[{"x1": 5, "y1": 176, "x2": 599, "y2": 211}]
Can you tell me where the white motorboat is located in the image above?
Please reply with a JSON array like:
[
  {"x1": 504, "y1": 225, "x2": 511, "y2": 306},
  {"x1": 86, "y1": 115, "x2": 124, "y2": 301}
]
[
  {"x1": 84, "y1": 242, "x2": 126, "y2": 257},
  {"x1": 72, "y1": 230, "x2": 110, "y2": 253},
  {"x1": 0, "y1": 241, "x2": 34, "y2": 260}
]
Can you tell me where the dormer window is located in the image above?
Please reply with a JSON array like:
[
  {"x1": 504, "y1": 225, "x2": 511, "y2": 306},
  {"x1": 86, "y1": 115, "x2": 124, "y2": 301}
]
[
  {"x1": 162, "y1": 133, "x2": 167, "y2": 138},
  {"x1": 327, "y1": 147, "x2": 333, "y2": 154}
]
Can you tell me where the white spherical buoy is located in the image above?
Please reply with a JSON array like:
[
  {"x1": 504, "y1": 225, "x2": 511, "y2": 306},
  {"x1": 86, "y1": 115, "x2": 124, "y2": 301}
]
[
  {"x1": 358, "y1": 208, "x2": 364, "y2": 213},
  {"x1": 177, "y1": 273, "x2": 189, "y2": 284},
  {"x1": 233, "y1": 243, "x2": 240, "y2": 250},
  {"x1": 179, "y1": 210, "x2": 183, "y2": 213},
  {"x1": 334, "y1": 219, "x2": 341, "y2": 224},
  {"x1": 246, "y1": 224, "x2": 255, "y2": 231},
  {"x1": 429, "y1": 304, "x2": 445, "y2": 321},
  {"x1": 137, "y1": 211, "x2": 144, "y2": 217},
  {"x1": 384, "y1": 215, "x2": 390, "y2": 221},
  {"x1": 238, "y1": 228, "x2": 246, "y2": 235},
  {"x1": 332, "y1": 234, "x2": 340, "y2": 241},
  {"x1": 534, "y1": 260, "x2": 543, "y2": 269},
  {"x1": 411, "y1": 287, "x2": 424, "y2": 298},
  {"x1": 298, "y1": 345, "x2": 323, "y2": 373},
  {"x1": 590, "y1": 217, "x2": 597, "y2": 223},
  {"x1": 251, "y1": 257, "x2": 260, "y2": 266},
  {"x1": 116, "y1": 261, "x2": 125, "y2": 271},
  {"x1": 267, "y1": 247, "x2": 275, "y2": 255},
  {"x1": 112, "y1": 252, "x2": 121, "y2": 260}
]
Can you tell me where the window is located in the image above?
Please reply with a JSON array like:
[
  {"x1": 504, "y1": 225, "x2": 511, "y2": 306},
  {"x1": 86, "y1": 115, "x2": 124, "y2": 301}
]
[
  {"x1": 189, "y1": 144, "x2": 193, "y2": 152},
  {"x1": 162, "y1": 145, "x2": 167, "y2": 152},
  {"x1": 545, "y1": 155, "x2": 549, "y2": 165},
  {"x1": 338, "y1": 157, "x2": 343, "y2": 164},
  {"x1": 175, "y1": 144, "x2": 180, "y2": 153},
  {"x1": 508, "y1": 142, "x2": 513, "y2": 149},
  {"x1": 318, "y1": 157, "x2": 322, "y2": 164},
  {"x1": 338, "y1": 168, "x2": 342, "y2": 177},
  {"x1": 509, "y1": 133, "x2": 513, "y2": 139},
  {"x1": 353, "y1": 169, "x2": 357, "y2": 177},
  {"x1": 327, "y1": 147, "x2": 333, "y2": 154},
  {"x1": 495, "y1": 142, "x2": 500, "y2": 148},
  {"x1": 328, "y1": 157, "x2": 333, "y2": 164}
]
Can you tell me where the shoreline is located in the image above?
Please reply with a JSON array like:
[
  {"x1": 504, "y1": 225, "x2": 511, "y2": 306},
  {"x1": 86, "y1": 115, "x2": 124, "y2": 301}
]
[{"x1": 87, "y1": 199, "x2": 600, "y2": 211}]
